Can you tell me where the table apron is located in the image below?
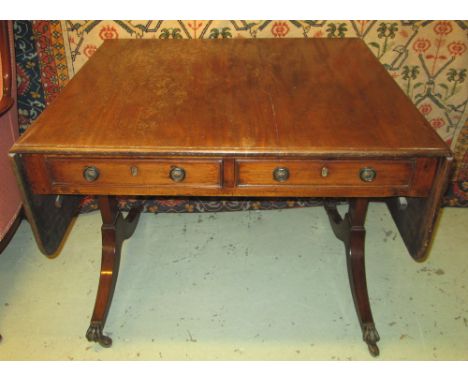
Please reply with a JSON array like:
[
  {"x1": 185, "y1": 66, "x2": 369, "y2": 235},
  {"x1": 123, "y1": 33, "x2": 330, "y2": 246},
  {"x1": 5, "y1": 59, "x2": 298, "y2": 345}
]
[{"x1": 17, "y1": 154, "x2": 439, "y2": 198}]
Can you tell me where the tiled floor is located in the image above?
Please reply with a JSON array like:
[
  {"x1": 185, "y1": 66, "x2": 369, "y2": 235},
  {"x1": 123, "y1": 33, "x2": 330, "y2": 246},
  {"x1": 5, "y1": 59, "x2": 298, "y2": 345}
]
[{"x1": 0, "y1": 203, "x2": 467, "y2": 360}]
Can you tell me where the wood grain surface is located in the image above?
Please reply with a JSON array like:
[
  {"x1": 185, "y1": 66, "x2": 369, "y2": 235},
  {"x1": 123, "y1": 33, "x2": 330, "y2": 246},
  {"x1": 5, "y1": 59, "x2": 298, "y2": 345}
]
[{"x1": 11, "y1": 38, "x2": 450, "y2": 157}]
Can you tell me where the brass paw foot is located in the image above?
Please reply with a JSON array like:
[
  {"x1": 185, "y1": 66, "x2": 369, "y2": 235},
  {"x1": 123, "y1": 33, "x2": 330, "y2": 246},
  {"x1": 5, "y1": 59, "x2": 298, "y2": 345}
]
[
  {"x1": 363, "y1": 322, "x2": 380, "y2": 357},
  {"x1": 86, "y1": 323, "x2": 112, "y2": 348}
]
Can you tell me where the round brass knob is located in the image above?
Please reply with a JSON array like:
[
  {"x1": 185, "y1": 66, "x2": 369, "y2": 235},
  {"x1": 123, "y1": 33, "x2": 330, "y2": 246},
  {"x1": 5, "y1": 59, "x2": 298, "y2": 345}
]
[
  {"x1": 169, "y1": 166, "x2": 186, "y2": 182},
  {"x1": 83, "y1": 166, "x2": 100, "y2": 182},
  {"x1": 359, "y1": 167, "x2": 377, "y2": 182},
  {"x1": 273, "y1": 167, "x2": 290, "y2": 182}
]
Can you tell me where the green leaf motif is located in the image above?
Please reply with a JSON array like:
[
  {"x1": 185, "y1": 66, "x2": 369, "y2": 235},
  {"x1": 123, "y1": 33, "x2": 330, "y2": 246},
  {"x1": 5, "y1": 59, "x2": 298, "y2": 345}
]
[
  {"x1": 447, "y1": 68, "x2": 457, "y2": 82},
  {"x1": 337, "y1": 23, "x2": 348, "y2": 38},
  {"x1": 402, "y1": 65, "x2": 420, "y2": 80},
  {"x1": 326, "y1": 23, "x2": 347, "y2": 38},
  {"x1": 377, "y1": 22, "x2": 399, "y2": 39},
  {"x1": 209, "y1": 27, "x2": 232, "y2": 39},
  {"x1": 159, "y1": 28, "x2": 183, "y2": 39},
  {"x1": 326, "y1": 23, "x2": 337, "y2": 38},
  {"x1": 446, "y1": 68, "x2": 466, "y2": 98},
  {"x1": 459, "y1": 69, "x2": 467, "y2": 83}
]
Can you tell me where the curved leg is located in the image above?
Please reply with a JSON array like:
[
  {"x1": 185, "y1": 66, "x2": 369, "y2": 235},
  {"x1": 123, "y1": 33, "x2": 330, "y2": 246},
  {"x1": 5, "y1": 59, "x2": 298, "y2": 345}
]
[
  {"x1": 323, "y1": 200, "x2": 349, "y2": 242},
  {"x1": 85, "y1": 196, "x2": 140, "y2": 348},
  {"x1": 324, "y1": 198, "x2": 380, "y2": 357}
]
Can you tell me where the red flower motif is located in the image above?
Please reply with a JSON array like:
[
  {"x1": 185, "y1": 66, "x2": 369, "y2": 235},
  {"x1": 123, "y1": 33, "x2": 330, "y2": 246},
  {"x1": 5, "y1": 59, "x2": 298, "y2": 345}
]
[
  {"x1": 419, "y1": 104, "x2": 432, "y2": 115},
  {"x1": 99, "y1": 25, "x2": 119, "y2": 40},
  {"x1": 447, "y1": 41, "x2": 467, "y2": 56},
  {"x1": 430, "y1": 118, "x2": 445, "y2": 129},
  {"x1": 157, "y1": 199, "x2": 186, "y2": 208},
  {"x1": 313, "y1": 30, "x2": 324, "y2": 38},
  {"x1": 16, "y1": 65, "x2": 30, "y2": 96},
  {"x1": 399, "y1": 29, "x2": 409, "y2": 38},
  {"x1": 271, "y1": 21, "x2": 290, "y2": 38},
  {"x1": 83, "y1": 44, "x2": 97, "y2": 58},
  {"x1": 413, "y1": 38, "x2": 431, "y2": 54},
  {"x1": 433, "y1": 21, "x2": 452, "y2": 36},
  {"x1": 188, "y1": 21, "x2": 203, "y2": 30}
]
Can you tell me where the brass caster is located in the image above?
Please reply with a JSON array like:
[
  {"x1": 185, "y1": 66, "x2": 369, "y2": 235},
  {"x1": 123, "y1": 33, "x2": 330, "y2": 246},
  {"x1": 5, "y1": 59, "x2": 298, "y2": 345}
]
[
  {"x1": 98, "y1": 334, "x2": 113, "y2": 348},
  {"x1": 367, "y1": 343, "x2": 380, "y2": 357},
  {"x1": 362, "y1": 322, "x2": 380, "y2": 357},
  {"x1": 86, "y1": 323, "x2": 113, "y2": 348}
]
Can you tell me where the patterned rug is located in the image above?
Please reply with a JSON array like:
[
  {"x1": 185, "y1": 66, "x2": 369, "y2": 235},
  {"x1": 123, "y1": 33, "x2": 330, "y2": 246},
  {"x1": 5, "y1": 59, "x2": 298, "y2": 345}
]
[{"x1": 12, "y1": 20, "x2": 468, "y2": 209}]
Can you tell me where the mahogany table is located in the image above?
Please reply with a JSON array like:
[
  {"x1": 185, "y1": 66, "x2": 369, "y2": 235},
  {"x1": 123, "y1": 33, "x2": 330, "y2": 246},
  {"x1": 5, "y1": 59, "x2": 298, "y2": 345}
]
[{"x1": 10, "y1": 38, "x2": 452, "y2": 357}]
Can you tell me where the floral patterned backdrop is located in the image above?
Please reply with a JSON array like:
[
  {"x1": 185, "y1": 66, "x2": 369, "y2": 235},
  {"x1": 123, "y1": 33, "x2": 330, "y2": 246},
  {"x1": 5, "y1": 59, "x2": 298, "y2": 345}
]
[{"x1": 13, "y1": 20, "x2": 468, "y2": 210}]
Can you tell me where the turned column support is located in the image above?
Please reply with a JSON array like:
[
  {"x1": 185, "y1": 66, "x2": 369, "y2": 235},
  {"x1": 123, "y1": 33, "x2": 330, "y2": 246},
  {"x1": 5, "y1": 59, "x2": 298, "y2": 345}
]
[
  {"x1": 85, "y1": 196, "x2": 140, "y2": 347},
  {"x1": 324, "y1": 198, "x2": 380, "y2": 357}
]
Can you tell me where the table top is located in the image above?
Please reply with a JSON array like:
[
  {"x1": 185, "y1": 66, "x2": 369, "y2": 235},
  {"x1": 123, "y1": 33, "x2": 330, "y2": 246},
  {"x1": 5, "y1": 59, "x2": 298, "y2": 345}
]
[{"x1": 12, "y1": 38, "x2": 449, "y2": 157}]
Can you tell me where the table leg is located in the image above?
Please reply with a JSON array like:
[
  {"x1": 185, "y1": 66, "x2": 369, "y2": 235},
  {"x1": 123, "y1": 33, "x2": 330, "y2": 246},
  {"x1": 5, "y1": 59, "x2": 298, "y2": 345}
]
[
  {"x1": 324, "y1": 198, "x2": 380, "y2": 357},
  {"x1": 85, "y1": 196, "x2": 140, "y2": 347}
]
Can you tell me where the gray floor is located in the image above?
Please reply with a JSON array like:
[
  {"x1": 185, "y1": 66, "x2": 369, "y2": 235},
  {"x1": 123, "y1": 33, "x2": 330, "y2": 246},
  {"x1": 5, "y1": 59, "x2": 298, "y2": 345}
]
[{"x1": 0, "y1": 203, "x2": 467, "y2": 360}]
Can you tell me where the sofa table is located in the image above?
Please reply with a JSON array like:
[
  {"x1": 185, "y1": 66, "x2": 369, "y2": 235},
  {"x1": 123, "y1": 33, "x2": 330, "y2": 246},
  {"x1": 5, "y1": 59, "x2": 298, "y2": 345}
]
[{"x1": 10, "y1": 38, "x2": 452, "y2": 357}]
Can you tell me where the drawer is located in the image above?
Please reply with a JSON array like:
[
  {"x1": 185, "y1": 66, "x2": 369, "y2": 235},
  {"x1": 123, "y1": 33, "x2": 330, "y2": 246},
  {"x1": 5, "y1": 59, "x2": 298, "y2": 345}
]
[
  {"x1": 45, "y1": 157, "x2": 222, "y2": 188},
  {"x1": 236, "y1": 159, "x2": 415, "y2": 188},
  {"x1": 20, "y1": 154, "x2": 437, "y2": 197}
]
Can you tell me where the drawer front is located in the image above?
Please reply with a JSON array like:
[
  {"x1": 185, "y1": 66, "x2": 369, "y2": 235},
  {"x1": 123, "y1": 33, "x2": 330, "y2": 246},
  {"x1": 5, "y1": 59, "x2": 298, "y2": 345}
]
[
  {"x1": 20, "y1": 154, "x2": 436, "y2": 197},
  {"x1": 237, "y1": 159, "x2": 415, "y2": 188},
  {"x1": 45, "y1": 158, "x2": 222, "y2": 188}
]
